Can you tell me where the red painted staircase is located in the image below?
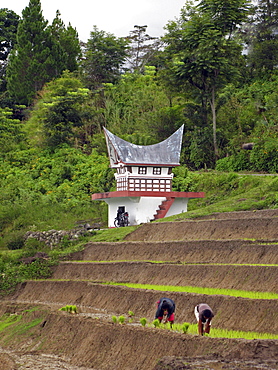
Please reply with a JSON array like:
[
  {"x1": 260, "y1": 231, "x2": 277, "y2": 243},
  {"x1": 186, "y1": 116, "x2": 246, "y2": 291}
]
[{"x1": 153, "y1": 197, "x2": 175, "y2": 220}]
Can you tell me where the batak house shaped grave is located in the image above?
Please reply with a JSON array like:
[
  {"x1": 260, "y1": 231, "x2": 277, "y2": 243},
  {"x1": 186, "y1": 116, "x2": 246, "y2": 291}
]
[{"x1": 92, "y1": 125, "x2": 205, "y2": 227}]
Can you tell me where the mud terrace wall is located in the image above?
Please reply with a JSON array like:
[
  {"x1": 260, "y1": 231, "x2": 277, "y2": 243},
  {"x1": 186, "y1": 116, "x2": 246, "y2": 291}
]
[
  {"x1": 124, "y1": 217, "x2": 278, "y2": 241},
  {"x1": 1, "y1": 208, "x2": 278, "y2": 370}
]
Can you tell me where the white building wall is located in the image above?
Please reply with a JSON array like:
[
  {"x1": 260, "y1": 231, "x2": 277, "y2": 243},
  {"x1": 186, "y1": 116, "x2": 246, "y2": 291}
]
[
  {"x1": 105, "y1": 196, "x2": 166, "y2": 227},
  {"x1": 165, "y1": 198, "x2": 188, "y2": 217}
]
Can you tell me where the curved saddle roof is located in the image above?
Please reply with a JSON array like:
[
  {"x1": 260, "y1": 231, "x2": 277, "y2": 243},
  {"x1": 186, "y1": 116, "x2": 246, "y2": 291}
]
[{"x1": 104, "y1": 125, "x2": 184, "y2": 167}]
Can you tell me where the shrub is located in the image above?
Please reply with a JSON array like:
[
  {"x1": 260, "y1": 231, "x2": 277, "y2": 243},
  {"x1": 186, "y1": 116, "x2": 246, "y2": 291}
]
[
  {"x1": 249, "y1": 136, "x2": 278, "y2": 173},
  {"x1": 6, "y1": 233, "x2": 25, "y2": 250},
  {"x1": 19, "y1": 259, "x2": 55, "y2": 280},
  {"x1": 215, "y1": 151, "x2": 251, "y2": 172},
  {"x1": 172, "y1": 166, "x2": 197, "y2": 192},
  {"x1": 23, "y1": 238, "x2": 48, "y2": 257}
]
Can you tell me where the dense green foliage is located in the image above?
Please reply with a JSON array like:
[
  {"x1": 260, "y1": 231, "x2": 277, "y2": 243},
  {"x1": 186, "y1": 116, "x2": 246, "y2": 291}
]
[{"x1": 1, "y1": 0, "x2": 277, "y2": 171}]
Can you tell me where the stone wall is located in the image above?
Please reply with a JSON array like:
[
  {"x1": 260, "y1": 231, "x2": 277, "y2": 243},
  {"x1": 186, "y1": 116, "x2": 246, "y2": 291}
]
[{"x1": 24, "y1": 228, "x2": 95, "y2": 249}]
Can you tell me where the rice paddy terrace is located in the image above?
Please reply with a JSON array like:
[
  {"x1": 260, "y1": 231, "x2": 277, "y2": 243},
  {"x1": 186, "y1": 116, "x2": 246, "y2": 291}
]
[{"x1": 1, "y1": 209, "x2": 278, "y2": 369}]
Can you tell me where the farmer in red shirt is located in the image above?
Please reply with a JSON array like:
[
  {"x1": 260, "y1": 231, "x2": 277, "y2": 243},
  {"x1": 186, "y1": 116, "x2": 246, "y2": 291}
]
[{"x1": 155, "y1": 298, "x2": 175, "y2": 327}]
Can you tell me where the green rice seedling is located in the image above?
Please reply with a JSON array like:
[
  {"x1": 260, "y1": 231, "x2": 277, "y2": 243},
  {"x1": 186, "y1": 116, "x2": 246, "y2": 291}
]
[
  {"x1": 103, "y1": 282, "x2": 278, "y2": 300},
  {"x1": 70, "y1": 305, "x2": 77, "y2": 314},
  {"x1": 128, "y1": 311, "x2": 135, "y2": 323},
  {"x1": 163, "y1": 322, "x2": 172, "y2": 330},
  {"x1": 153, "y1": 319, "x2": 160, "y2": 328},
  {"x1": 140, "y1": 317, "x2": 147, "y2": 327},
  {"x1": 76, "y1": 260, "x2": 278, "y2": 267},
  {"x1": 205, "y1": 327, "x2": 278, "y2": 340},
  {"x1": 118, "y1": 315, "x2": 125, "y2": 324},
  {"x1": 112, "y1": 315, "x2": 117, "y2": 324},
  {"x1": 182, "y1": 322, "x2": 190, "y2": 334},
  {"x1": 178, "y1": 323, "x2": 278, "y2": 340},
  {"x1": 59, "y1": 305, "x2": 77, "y2": 314},
  {"x1": 59, "y1": 306, "x2": 67, "y2": 312}
]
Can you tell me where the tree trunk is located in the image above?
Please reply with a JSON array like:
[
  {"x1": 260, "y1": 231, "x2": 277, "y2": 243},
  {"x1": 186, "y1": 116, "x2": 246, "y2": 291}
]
[{"x1": 209, "y1": 86, "x2": 219, "y2": 161}]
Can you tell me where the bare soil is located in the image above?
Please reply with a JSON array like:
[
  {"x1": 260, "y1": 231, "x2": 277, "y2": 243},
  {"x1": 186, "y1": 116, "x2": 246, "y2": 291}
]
[{"x1": 0, "y1": 209, "x2": 278, "y2": 370}]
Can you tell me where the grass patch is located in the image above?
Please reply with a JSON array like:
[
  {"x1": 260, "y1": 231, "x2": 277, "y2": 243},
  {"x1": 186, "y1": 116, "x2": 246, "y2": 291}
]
[
  {"x1": 10, "y1": 317, "x2": 43, "y2": 336},
  {"x1": 0, "y1": 314, "x2": 22, "y2": 331},
  {"x1": 159, "y1": 172, "x2": 278, "y2": 221},
  {"x1": 103, "y1": 282, "x2": 278, "y2": 300},
  {"x1": 87, "y1": 226, "x2": 138, "y2": 242},
  {"x1": 0, "y1": 306, "x2": 45, "y2": 346}
]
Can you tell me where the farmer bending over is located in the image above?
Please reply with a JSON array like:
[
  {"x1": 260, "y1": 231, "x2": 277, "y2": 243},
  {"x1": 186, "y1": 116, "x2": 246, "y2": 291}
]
[
  {"x1": 194, "y1": 303, "x2": 214, "y2": 336},
  {"x1": 155, "y1": 298, "x2": 175, "y2": 327}
]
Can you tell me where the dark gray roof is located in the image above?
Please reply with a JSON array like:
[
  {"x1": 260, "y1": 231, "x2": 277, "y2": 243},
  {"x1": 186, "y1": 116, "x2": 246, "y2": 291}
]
[{"x1": 104, "y1": 125, "x2": 184, "y2": 167}]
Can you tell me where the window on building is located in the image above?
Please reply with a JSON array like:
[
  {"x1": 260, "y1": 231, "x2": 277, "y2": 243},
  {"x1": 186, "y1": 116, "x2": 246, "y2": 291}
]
[
  {"x1": 153, "y1": 167, "x2": 161, "y2": 175},
  {"x1": 138, "y1": 167, "x2": 147, "y2": 174}
]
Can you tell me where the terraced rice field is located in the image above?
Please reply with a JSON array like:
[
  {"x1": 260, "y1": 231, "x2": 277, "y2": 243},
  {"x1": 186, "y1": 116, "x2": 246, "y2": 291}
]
[{"x1": 0, "y1": 209, "x2": 278, "y2": 369}]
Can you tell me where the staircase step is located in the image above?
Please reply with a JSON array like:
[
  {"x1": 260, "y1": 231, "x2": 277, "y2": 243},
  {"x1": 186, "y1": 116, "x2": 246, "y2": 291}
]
[{"x1": 154, "y1": 197, "x2": 175, "y2": 219}]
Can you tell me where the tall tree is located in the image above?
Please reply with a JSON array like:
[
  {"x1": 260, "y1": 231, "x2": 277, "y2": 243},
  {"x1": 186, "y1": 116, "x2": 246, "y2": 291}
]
[
  {"x1": 6, "y1": 0, "x2": 54, "y2": 105},
  {"x1": 6, "y1": 1, "x2": 80, "y2": 106},
  {"x1": 81, "y1": 26, "x2": 129, "y2": 89},
  {"x1": 163, "y1": 0, "x2": 250, "y2": 162},
  {"x1": 50, "y1": 11, "x2": 81, "y2": 72},
  {"x1": 0, "y1": 9, "x2": 19, "y2": 96},
  {"x1": 0, "y1": 9, "x2": 19, "y2": 63},
  {"x1": 125, "y1": 25, "x2": 162, "y2": 73},
  {"x1": 247, "y1": 0, "x2": 278, "y2": 78},
  {"x1": 198, "y1": 0, "x2": 251, "y2": 36}
]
